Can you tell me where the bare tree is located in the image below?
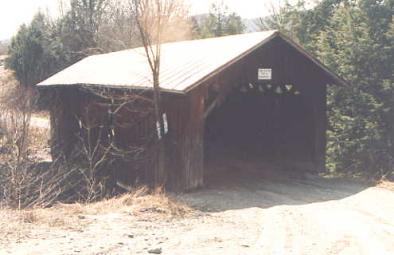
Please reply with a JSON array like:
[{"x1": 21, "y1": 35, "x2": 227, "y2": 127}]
[
  {"x1": 0, "y1": 71, "x2": 80, "y2": 208},
  {"x1": 73, "y1": 86, "x2": 155, "y2": 201},
  {"x1": 130, "y1": 0, "x2": 190, "y2": 187},
  {"x1": 0, "y1": 72, "x2": 32, "y2": 209},
  {"x1": 97, "y1": 0, "x2": 141, "y2": 51},
  {"x1": 257, "y1": 1, "x2": 288, "y2": 31}
]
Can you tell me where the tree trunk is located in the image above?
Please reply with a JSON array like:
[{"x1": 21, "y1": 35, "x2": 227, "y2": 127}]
[{"x1": 152, "y1": 75, "x2": 166, "y2": 187}]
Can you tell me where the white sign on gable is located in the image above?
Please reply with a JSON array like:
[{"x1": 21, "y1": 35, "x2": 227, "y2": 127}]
[{"x1": 258, "y1": 68, "x2": 272, "y2": 80}]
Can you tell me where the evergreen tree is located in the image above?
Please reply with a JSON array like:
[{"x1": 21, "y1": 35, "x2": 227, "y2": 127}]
[
  {"x1": 258, "y1": 0, "x2": 342, "y2": 52},
  {"x1": 6, "y1": 0, "x2": 113, "y2": 88},
  {"x1": 6, "y1": 13, "x2": 61, "y2": 88},
  {"x1": 259, "y1": 0, "x2": 393, "y2": 177},
  {"x1": 317, "y1": 1, "x2": 393, "y2": 176},
  {"x1": 195, "y1": 1, "x2": 245, "y2": 39},
  {"x1": 57, "y1": 0, "x2": 109, "y2": 61}
]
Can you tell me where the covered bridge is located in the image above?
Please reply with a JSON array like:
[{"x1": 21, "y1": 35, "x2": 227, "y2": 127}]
[{"x1": 37, "y1": 30, "x2": 346, "y2": 191}]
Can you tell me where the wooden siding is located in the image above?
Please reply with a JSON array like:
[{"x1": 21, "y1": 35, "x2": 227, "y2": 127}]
[
  {"x1": 164, "y1": 88, "x2": 205, "y2": 191},
  {"x1": 44, "y1": 35, "x2": 331, "y2": 192}
]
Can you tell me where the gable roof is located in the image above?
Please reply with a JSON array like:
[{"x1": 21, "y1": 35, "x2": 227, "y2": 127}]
[{"x1": 37, "y1": 30, "x2": 347, "y2": 94}]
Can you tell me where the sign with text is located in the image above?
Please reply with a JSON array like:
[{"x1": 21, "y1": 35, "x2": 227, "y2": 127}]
[{"x1": 258, "y1": 68, "x2": 272, "y2": 80}]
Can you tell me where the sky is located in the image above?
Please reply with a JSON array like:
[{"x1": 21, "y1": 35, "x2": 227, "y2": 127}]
[{"x1": 0, "y1": 0, "x2": 284, "y2": 41}]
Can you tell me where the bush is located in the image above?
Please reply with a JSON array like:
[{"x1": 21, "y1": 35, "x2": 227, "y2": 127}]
[{"x1": 0, "y1": 72, "x2": 116, "y2": 209}]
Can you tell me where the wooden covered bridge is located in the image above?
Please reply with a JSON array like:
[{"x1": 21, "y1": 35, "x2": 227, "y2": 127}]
[{"x1": 38, "y1": 30, "x2": 346, "y2": 191}]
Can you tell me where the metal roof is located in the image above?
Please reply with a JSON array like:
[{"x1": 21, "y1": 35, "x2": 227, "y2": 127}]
[
  {"x1": 37, "y1": 30, "x2": 347, "y2": 93},
  {"x1": 37, "y1": 31, "x2": 279, "y2": 92}
]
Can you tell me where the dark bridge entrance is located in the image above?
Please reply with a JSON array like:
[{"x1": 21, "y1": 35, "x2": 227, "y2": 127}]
[
  {"x1": 203, "y1": 36, "x2": 329, "y2": 178},
  {"x1": 205, "y1": 82, "x2": 315, "y2": 170}
]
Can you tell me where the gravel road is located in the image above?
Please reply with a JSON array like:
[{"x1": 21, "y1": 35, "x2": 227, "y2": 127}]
[{"x1": 2, "y1": 160, "x2": 394, "y2": 255}]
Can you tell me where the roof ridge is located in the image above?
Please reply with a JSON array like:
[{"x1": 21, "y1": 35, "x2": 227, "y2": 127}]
[{"x1": 94, "y1": 30, "x2": 279, "y2": 58}]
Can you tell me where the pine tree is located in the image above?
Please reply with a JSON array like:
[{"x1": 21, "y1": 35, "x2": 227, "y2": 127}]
[
  {"x1": 195, "y1": 1, "x2": 245, "y2": 39},
  {"x1": 6, "y1": 13, "x2": 60, "y2": 88},
  {"x1": 260, "y1": 0, "x2": 393, "y2": 177},
  {"x1": 317, "y1": 1, "x2": 394, "y2": 176}
]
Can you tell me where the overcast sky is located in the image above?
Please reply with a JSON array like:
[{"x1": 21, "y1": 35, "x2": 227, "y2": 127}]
[{"x1": 0, "y1": 0, "x2": 286, "y2": 41}]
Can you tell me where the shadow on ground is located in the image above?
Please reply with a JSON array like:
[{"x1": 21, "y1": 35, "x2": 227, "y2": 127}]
[{"x1": 180, "y1": 158, "x2": 370, "y2": 213}]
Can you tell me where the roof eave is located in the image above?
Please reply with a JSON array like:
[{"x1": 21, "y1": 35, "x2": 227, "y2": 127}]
[{"x1": 36, "y1": 83, "x2": 187, "y2": 95}]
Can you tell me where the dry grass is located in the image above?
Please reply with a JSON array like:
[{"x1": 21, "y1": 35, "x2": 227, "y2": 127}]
[
  {"x1": 377, "y1": 179, "x2": 394, "y2": 191},
  {"x1": 74, "y1": 186, "x2": 193, "y2": 217},
  {"x1": 0, "y1": 187, "x2": 194, "y2": 244}
]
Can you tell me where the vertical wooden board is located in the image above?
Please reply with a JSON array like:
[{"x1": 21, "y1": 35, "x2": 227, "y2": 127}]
[
  {"x1": 279, "y1": 40, "x2": 329, "y2": 172},
  {"x1": 163, "y1": 94, "x2": 188, "y2": 191},
  {"x1": 164, "y1": 88, "x2": 205, "y2": 191},
  {"x1": 311, "y1": 81, "x2": 328, "y2": 171},
  {"x1": 189, "y1": 88, "x2": 205, "y2": 189},
  {"x1": 49, "y1": 88, "x2": 81, "y2": 159}
]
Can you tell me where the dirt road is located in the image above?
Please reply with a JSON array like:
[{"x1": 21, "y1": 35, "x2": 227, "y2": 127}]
[{"x1": 2, "y1": 161, "x2": 394, "y2": 255}]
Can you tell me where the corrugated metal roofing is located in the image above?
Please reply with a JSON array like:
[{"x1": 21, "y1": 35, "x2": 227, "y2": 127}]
[
  {"x1": 37, "y1": 31, "x2": 279, "y2": 93},
  {"x1": 37, "y1": 30, "x2": 347, "y2": 93}
]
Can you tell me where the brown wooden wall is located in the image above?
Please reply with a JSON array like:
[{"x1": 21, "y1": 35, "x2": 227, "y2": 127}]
[
  {"x1": 164, "y1": 88, "x2": 205, "y2": 191},
  {"x1": 45, "y1": 86, "x2": 206, "y2": 191},
  {"x1": 49, "y1": 88, "x2": 82, "y2": 160}
]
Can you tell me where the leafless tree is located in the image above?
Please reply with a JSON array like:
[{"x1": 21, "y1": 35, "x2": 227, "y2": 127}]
[
  {"x1": 256, "y1": 1, "x2": 290, "y2": 32},
  {"x1": 97, "y1": 0, "x2": 141, "y2": 51},
  {"x1": 0, "y1": 71, "x2": 79, "y2": 208},
  {"x1": 0, "y1": 69, "x2": 32, "y2": 203},
  {"x1": 69, "y1": 86, "x2": 158, "y2": 199},
  {"x1": 0, "y1": 72, "x2": 93, "y2": 208},
  {"x1": 129, "y1": 0, "x2": 191, "y2": 186}
]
